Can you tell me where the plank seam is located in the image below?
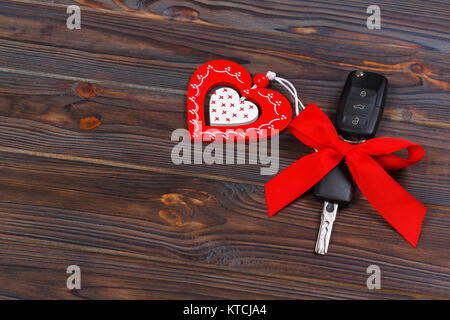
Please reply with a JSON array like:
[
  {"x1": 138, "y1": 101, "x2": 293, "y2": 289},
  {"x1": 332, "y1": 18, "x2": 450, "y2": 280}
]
[
  {"x1": 0, "y1": 67, "x2": 185, "y2": 95},
  {"x1": 0, "y1": 146, "x2": 264, "y2": 186}
]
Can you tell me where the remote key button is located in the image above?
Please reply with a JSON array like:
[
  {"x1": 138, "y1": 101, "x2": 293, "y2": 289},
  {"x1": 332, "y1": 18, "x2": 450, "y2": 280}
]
[{"x1": 342, "y1": 115, "x2": 368, "y2": 128}]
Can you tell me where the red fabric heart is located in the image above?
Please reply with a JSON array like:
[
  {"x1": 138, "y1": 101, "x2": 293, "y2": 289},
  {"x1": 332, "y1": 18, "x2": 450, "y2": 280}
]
[{"x1": 187, "y1": 60, "x2": 292, "y2": 140}]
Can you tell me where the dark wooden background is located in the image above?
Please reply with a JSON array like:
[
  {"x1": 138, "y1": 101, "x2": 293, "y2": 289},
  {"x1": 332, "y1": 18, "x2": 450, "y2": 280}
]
[{"x1": 0, "y1": 0, "x2": 448, "y2": 299}]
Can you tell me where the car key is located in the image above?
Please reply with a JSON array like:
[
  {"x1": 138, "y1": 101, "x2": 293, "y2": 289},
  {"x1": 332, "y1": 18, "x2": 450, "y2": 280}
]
[
  {"x1": 313, "y1": 70, "x2": 388, "y2": 255},
  {"x1": 314, "y1": 161, "x2": 353, "y2": 254},
  {"x1": 335, "y1": 70, "x2": 388, "y2": 140}
]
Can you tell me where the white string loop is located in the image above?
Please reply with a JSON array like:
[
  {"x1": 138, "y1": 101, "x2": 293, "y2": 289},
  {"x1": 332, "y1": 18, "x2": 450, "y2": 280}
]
[{"x1": 266, "y1": 71, "x2": 305, "y2": 116}]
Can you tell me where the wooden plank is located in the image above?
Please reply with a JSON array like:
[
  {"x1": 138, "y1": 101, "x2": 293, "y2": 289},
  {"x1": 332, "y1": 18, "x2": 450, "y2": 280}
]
[
  {"x1": 0, "y1": 1, "x2": 448, "y2": 132},
  {"x1": 0, "y1": 0, "x2": 448, "y2": 300},
  {"x1": 0, "y1": 1, "x2": 449, "y2": 104},
  {"x1": 0, "y1": 1, "x2": 448, "y2": 133},
  {"x1": 0, "y1": 238, "x2": 423, "y2": 300},
  {"x1": 0, "y1": 71, "x2": 448, "y2": 206},
  {"x1": 0, "y1": 151, "x2": 448, "y2": 299},
  {"x1": 37, "y1": 0, "x2": 450, "y2": 52}
]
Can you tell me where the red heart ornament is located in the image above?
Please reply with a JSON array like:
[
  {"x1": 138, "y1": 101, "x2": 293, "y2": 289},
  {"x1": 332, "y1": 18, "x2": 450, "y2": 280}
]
[{"x1": 187, "y1": 60, "x2": 292, "y2": 141}]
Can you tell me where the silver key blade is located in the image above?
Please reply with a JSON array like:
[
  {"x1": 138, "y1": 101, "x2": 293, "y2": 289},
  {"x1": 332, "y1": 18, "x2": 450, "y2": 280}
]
[{"x1": 315, "y1": 201, "x2": 338, "y2": 255}]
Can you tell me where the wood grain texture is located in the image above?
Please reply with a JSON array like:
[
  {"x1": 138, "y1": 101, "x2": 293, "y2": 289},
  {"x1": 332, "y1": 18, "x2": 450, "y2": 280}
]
[
  {"x1": 0, "y1": 0, "x2": 449, "y2": 299},
  {"x1": 0, "y1": 71, "x2": 447, "y2": 206},
  {"x1": 0, "y1": 151, "x2": 448, "y2": 299}
]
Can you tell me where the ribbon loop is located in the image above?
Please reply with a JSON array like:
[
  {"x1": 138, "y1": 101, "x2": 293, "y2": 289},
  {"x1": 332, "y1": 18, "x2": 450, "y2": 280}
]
[
  {"x1": 288, "y1": 103, "x2": 340, "y2": 150},
  {"x1": 265, "y1": 103, "x2": 426, "y2": 247}
]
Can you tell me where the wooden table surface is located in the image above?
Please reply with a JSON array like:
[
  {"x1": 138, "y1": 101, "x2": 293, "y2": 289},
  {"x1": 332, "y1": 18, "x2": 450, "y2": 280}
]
[{"x1": 0, "y1": 0, "x2": 448, "y2": 300}]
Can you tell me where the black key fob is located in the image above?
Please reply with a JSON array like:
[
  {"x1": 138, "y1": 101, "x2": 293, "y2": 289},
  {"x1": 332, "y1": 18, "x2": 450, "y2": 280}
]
[
  {"x1": 334, "y1": 70, "x2": 388, "y2": 139},
  {"x1": 314, "y1": 70, "x2": 388, "y2": 206},
  {"x1": 314, "y1": 161, "x2": 354, "y2": 205}
]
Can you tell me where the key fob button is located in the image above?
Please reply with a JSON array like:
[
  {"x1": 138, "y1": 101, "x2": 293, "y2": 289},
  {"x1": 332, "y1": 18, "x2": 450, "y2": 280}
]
[
  {"x1": 352, "y1": 103, "x2": 367, "y2": 110},
  {"x1": 345, "y1": 101, "x2": 372, "y2": 116},
  {"x1": 350, "y1": 87, "x2": 377, "y2": 99},
  {"x1": 342, "y1": 115, "x2": 368, "y2": 128},
  {"x1": 344, "y1": 91, "x2": 378, "y2": 116}
]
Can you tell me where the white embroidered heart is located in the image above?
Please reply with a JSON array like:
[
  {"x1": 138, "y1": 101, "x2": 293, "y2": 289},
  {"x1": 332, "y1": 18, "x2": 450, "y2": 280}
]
[{"x1": 209, "y1": 87, "x2": 259, "y2": 126}]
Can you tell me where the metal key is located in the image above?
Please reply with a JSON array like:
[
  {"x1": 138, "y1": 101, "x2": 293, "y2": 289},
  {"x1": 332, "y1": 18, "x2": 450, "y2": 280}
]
[
  {"x1": 313, "y1": 70, "x2": 388, "y2": 255},
  {"x1": 315, "y1": 201, "x2": 338, "y2": 254},
  {"x1": 314, "y1": 161, "x2": 354, "y2": 255}
]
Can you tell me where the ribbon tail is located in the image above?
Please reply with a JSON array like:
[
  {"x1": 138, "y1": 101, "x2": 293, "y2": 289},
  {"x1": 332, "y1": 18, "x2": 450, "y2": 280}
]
[
  {"x1": 346, "y1": 151, "x2": 427, "y2": 247},
  {"x1": 265, "y1": 148, "x2": 343, "y2": 216}
]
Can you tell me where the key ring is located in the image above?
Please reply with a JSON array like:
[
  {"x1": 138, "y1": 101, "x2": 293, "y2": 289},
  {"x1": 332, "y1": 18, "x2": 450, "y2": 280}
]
[{"x1": 340, "y1": 136, "x2": 366, "y2": 144}]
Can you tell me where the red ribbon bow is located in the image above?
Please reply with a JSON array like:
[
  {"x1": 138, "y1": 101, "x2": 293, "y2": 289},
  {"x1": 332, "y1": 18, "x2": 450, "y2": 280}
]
[{"x1": 265, "y1": 104, "x2": 426, "y2": 247}]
